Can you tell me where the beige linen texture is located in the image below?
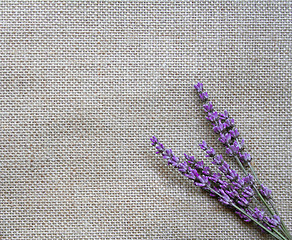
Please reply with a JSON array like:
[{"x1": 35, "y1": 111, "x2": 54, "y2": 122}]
[{"x1": 0, "y1": 1, "x2": 291, "y2": 240}]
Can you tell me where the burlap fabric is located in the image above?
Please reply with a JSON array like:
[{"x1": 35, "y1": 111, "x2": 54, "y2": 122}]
[{"x1": 1, "y1": 1, "x2": 291, "y2": 239}]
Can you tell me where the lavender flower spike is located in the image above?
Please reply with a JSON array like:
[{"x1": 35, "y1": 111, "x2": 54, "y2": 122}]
[
  {"x1": 203, "y1": 102, "x2": 213, "y2": 112},
  {"x1": 151, "y1": 80, "x2": 292, "y2": 239},
  {"x1": 194, "y1": 82, "x2": 203, "y2": 92},
  {"x1": 265, "y1": 215, "x2": 281, "y2": 228},
  {"x1": 150, "y1": 136, "x2": 158, "y2": 146},
  {"x1": 219, "y1": 110, "x2": 229, "y2": 120},
  {"x1": 199, "y1": 140, "x2": 208, "y2": 150},
  {"x1": 206, "y1": 111, "x2": 218, "y2": 122},
  {"x1": 260, "y1": 184, "x2": 272, "y2": 199},
  {"x1": 199, "y1": 92, "x2": 208, "y2": 101},
  {"x1": 205, "y1": 147, "x2": 216, "y2": 158},
  {"x1": 218, "y1": 189, "x2": 233, "y2": 205},
  {"x1": 252, "y1": 207, "x2": 265, "y2": 221},
  {"x1": 212, "y1": 154, "x2": 223, "y2": 165}
]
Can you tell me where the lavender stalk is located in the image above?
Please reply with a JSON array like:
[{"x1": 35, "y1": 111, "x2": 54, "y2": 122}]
[
  {"x1": 194, "y1": 82, "x2": 291, "y2": 239},
  {"x1": 150, "y1": 136, "x2": 288, "y2": 240}
]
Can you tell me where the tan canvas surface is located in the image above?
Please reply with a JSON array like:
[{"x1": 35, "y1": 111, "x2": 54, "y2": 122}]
[{"x1": 1, "y1": 1, "x2": 291, "y2": 239}]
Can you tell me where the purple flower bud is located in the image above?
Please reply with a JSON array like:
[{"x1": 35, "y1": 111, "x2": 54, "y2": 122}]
[
  {"x1": 195, "y1": 175, "x2": 210, "y2": 187},
  {"x1": 219, "y1": 161, "x2": 230, "y2": 174},
  {"x1": 218, "y1": 189, "x2": 233, "y2": 205},
  {"x1": 184, "y1": 168, "x2": 197, "y2": 180},
  {"x1": 252, "y1": 208, "x2": 265, "y2": 221},
  {"x1": 168, "y1": 156, "x2": 180, "y2": 167},
  {"x1": 199, "y1": 140, "x2": 208, "y2": 150},
  {"x1": 237, "y1": 197, "x2": 249, "y2": 207},
  {"x1": 225, "y1": 189, "x2": 239, "y2": 198},
  {"x1": 226, "y1": 148, "x2": 233, "y2": 156},
  {"x1": 260, "y1": 184, "x2": 272, "y2": 199},
  {"x1": 239, "y1": 152, "x2": 251, "y2": 163},
  {"x1": 155, "y1": 142, "x2": 165, "y2": 154},
  {"x1": 224, "y1": 118, "x2": 235, "y2": 128},
  {"x1": 178, "y1": 161, "x2": 188, "y2": 173},
  {"x1": 203, "y1": 102, "x2": 213, "y2": 112},
  {"x1": 162, "y1": 149, "x2": 173, "y2": 159},
  {"x1": 243, "y1": 174, "x2": 254, "y2": 185},
  {"x1": 233, "y1": 177, "x2": 245, "y2": 190},
  {"x1": 206, "y1": 111, "x2": 218, "y2": 122},
  {"x1": 205, "y1": 147, "x2": 216, "y2": 157},
  {"x1": 265, "y1": 215, "x2": 281, "y2": 228},
  {"x1": 219, "y1": 180, "x2": 229, "y2": 190},
  {"x1": 218, "y1": 133, "x2": 232, "y2": 145},
  {"x1": 195, "y1": 160, "x2": 204, "y2": 170},
  {"x1": 242, "y1": 186, "x2": 254, "y2": 198},
  {"x1": 229, "y1": 128, "x2": 239, "y2": 138},
  {"x1": 219, "y1": 110, "x2": 229, "y2": 120},
  {"x1": 226, "y1": 141, "x2": 241, "y2": 156},
  {"x1": 150, "y1": 136, "x2": 158, "y2": 146},
  {"x1": 184, "y1": 154, "x2": 196, "y2": 164},
  {"x1": 212, "y1": 126, "x2": 220, "y2": 134},
  {"x1": 213, "y1": 120, "x2": 225, "y2": 134},
  {"x1": 212, "y1": 154, "x2": 223, "y2": 165},
  {"x1": 199, "y1": 92, "x2": 208, "y2": 101},
  {"x1": 232, "y1": 141, "x2": 241, "y2": 152},
  {"x1": 226, "y1": 169, "x2": 238, "y2": 181},
  {"x1": 209, "y1": 173, "x2": 221, "y2": 183},
  {"x1": 202, "y1": 166, "x2": 211, "y2": 175},
  {"x1": 194, "y1": 82, "x2": 203, "y2": 92},
  {"x1": 235, "y1": 209, "x2": 253, "y2": 222}
]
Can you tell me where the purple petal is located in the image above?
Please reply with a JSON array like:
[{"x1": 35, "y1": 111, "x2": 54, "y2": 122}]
[
  {"x1": 212, "y1": 154, "x2": 223, "y2": 165},
  {"x1": 199, "y1": 92, "x2": 208, "y2": 101},
  {"x1": 203, "y1": 102, "x2": 213, "y2": 112},
  {"x1": 206, "y1": 147, "x2": 216, "y2": 157},
  {"x1": 150, "y1": 136, "x2": 158, "y2": 145},
  {"x1": 219, "y1": 110, "x2": 229, "y2": 120},
  {"x1": 195, "y1": 160, "x2": 204, "y2": 170},
  {"x1": 199, "y1": 140, "x2": 208, "y2": 150},
  {"x1": 194, "y1": 82, "x2": 203, "y2": 92}
]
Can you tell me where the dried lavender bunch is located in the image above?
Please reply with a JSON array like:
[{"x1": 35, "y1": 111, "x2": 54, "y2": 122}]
[
  {"x1": 194, "y1": 82, "x2": 291, "y2": 239},
  {"x1": 150, "y1": 137, "x2": 287, "y2": 239},
  {"x1": 149, "y1": 84, "x2": 291, "y2": 240}
]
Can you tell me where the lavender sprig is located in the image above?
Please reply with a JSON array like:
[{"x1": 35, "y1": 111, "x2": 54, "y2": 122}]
[
  {"x1": 148, "y1": 82, "x2": 291, "y2": 239},
  {"x1": 194, "y1": 82, "x2": 291, "y2": 239},
  {"x1": 150, "y1": 137, "x2": 287, "y2": 240}
]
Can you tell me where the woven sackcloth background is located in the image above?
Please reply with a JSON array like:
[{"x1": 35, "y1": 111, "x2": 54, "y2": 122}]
[{"x1": 0, "y1": 1, "x2": 291, "y2": 239}]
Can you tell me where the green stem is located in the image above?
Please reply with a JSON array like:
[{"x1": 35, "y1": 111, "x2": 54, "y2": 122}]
[
  {"x1": 280, "y1": 223, "x2": 292, "y2": 240},
  {"x1": 207, "y1": 187, "x2": 286, "y2": 240},
  {"x1": 233, "y1": 155, "x2": 248, "y2": 175},
  {"x1": 221, "y1": 148, "x2": 289, "y2": 239},
  {"x1": 247, "y1": 207, "x2": 289, "y2": 240},
  {"x1": 232, "y1": 205, "x2": 286, "y2": 240},
  {"x1": 232, "y1": 156, "x2": 276, "y2": 216},
  {"x1": 271, "y1": 204, "x2": 292, "y2": 239},
  {"x1": 252, "y1": 196, "x2": 261, "y2": 205},
  {"x1": 253, "y1": 186, "x2": 275, "y2": 216},
  {"x1": 204, "y1": 104, "x2": 291, "y2": 239},
  {"x1": 248, "y1": 163, "x2": 292, "y2": 239},
  {"x1": 273, "y1": 228, "x2": 290, "y2": 240},
  {"x1": 248, "y1": 162, "x2": 260, "y2": 183}
]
